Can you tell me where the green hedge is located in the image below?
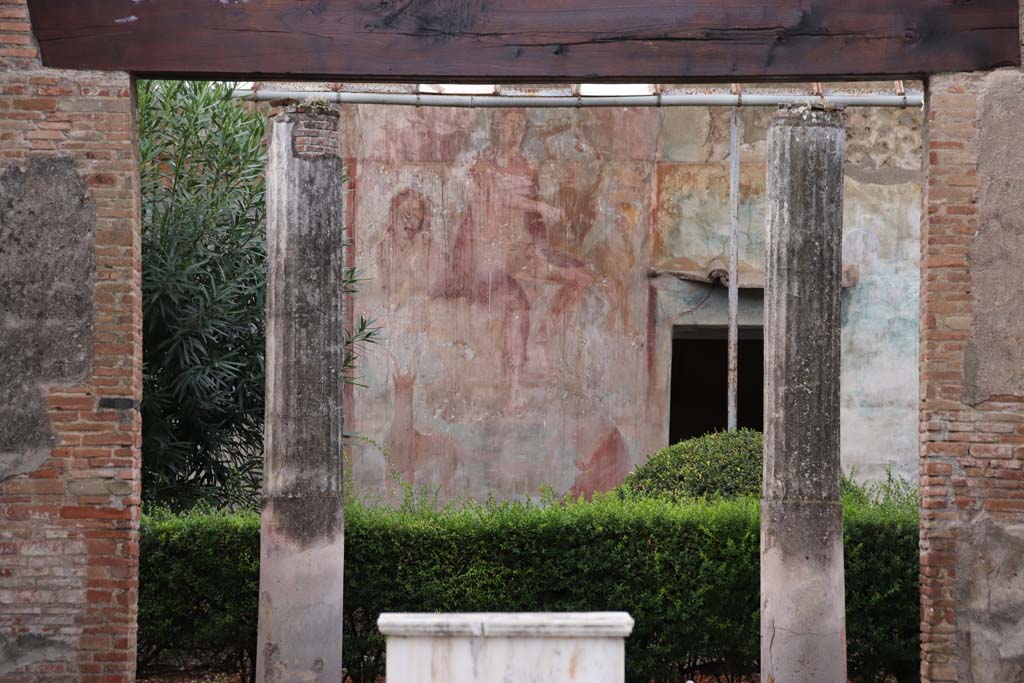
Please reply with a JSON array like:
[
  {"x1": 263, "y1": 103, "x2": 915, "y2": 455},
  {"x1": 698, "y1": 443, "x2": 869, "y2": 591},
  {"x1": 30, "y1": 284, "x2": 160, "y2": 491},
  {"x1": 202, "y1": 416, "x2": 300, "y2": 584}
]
[
  {"x1": 619, "y1": 429, "x2": 764, "y2": 500},
  {"x1": 139, "y1": 497, "x2": 919, "y2": 682}
]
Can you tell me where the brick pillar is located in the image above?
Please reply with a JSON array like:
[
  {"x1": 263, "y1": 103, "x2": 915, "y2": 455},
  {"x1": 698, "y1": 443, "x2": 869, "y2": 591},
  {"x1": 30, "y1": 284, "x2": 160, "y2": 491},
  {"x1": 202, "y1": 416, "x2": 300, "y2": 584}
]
[
  {"x1": 0, "y1": 1, "x2": 142, "y2": 681},
  {"x1": 920, "y1": 67, "x2": 1024, "y2": 683},
  {"x1": 257, "y1": 105, "x2": 346, "y2": 683}
]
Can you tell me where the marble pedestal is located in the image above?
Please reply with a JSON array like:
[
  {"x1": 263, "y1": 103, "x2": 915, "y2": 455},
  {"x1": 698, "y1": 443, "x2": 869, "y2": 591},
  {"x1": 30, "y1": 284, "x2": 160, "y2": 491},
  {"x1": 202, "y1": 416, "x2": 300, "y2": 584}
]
[{"x1": 378, "y1": 612, "x2": 634, "y2": 683}]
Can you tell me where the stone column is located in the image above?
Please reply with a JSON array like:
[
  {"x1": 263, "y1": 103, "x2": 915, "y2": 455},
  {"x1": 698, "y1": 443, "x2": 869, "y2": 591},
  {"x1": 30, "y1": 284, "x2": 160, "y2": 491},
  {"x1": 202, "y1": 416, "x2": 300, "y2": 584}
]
[
  {"x1": 761, "y1": 106, "x2": 846, "y2": 683},
  {"x1": 257, "y1": 105, "x2": 346, "y2": 683}
]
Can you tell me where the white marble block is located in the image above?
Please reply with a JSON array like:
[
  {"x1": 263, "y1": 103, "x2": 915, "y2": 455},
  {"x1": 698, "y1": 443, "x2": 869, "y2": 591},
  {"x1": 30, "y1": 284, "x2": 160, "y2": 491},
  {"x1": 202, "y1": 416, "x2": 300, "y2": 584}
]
[{"x1": 378, "y1": 612, "x2": 634, "y2": 683}]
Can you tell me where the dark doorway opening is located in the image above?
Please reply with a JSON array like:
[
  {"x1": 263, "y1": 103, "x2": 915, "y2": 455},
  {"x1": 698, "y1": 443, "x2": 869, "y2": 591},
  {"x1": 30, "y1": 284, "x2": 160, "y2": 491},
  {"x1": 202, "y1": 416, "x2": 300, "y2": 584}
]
[{"x1": 669, "y1": 326, "x2": 764, "y2": 444}]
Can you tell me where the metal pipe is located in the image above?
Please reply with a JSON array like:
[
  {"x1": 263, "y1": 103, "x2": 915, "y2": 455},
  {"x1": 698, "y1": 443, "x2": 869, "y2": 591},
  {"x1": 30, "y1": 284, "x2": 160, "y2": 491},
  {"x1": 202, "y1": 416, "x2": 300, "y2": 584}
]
[
  {"x1": 232, "y1": 89, "x2": 923, "y2": 108},
  {"x1": 727, "y1": 108, "x2": 741, "y2": 431}
]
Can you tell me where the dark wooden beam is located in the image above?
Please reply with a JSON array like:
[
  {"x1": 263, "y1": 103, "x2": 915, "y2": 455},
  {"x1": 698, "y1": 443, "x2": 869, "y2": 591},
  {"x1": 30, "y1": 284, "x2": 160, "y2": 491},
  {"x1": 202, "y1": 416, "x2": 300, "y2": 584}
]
[{"x1": 26, "y1": 0, "x2": 1020, "y2": 82}]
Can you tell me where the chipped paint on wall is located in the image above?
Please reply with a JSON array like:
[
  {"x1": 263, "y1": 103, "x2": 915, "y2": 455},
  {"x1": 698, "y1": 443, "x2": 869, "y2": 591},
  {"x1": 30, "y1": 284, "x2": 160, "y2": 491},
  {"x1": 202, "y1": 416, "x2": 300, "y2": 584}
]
[{"x1": 342, "y1": 104, "x2": 922, "y2": 500}]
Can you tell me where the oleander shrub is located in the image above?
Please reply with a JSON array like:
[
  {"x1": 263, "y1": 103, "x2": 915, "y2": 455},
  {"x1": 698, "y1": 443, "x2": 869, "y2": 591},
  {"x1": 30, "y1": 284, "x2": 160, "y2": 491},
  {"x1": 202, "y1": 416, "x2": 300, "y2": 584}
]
[
  {"x1": 139, "y1": 80, "x2": 269, "y2": 510},
  {"x1": 138, "y1": 80, "x2": 377, "y2": 510},
  {"x1": 619, "y1": 429, "x2": 764, "y2": 500},
  {"x1": 139, "y1": 495, "x2": 919, "y2": 683}
]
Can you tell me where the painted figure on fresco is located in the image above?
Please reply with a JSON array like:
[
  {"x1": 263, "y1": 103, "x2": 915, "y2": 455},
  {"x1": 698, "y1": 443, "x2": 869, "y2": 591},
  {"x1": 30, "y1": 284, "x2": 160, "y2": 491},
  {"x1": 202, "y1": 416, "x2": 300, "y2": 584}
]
[
  {"x1": 569, "y1": 426, "x2": 633, "y2": 500},
  {"x1": 366, "y1": 109, "x2": 646, "y2": 501},
  {"x1": 385, "y1": 369, "x2": 462, "y2": 496},
  {"x1": 391, "y1": 187, "x2": 431, "y2": 240},
  {"x1": 378, "y1": 188, "x2": 436, "y2": 300},
  {"x1": 374, "y1": 191, "x2": 465, "y2": 494},
  {"x1": 434, "y1": 109, "x2": 593, "y2": 410},
  {"x1": 842, "y1": 226, "x2": 880, "y2": 287}
]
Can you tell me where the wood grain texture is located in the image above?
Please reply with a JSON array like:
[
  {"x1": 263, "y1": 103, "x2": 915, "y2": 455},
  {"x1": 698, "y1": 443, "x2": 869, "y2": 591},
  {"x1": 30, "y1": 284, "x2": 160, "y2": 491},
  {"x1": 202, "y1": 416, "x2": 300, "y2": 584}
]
[{"x1": 26, "y1": 0, "x2": 1020, "y2": 81}]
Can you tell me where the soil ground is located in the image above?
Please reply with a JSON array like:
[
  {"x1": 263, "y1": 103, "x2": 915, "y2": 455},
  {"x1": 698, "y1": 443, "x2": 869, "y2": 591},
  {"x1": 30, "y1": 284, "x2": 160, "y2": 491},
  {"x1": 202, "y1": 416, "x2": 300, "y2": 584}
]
[{"x1": 138, "y1": 671, "x2": 242, "y2": 683}]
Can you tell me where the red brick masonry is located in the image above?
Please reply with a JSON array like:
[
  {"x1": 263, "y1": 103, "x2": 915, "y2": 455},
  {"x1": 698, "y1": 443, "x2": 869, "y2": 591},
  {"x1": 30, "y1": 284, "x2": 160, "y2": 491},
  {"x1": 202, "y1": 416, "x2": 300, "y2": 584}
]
[
  {"x1": 1, "y1": 1, "x2": 142, "y2": 681},
  {"x1": 919, "y1": 71, "x2": 1024, "y2": 683}
]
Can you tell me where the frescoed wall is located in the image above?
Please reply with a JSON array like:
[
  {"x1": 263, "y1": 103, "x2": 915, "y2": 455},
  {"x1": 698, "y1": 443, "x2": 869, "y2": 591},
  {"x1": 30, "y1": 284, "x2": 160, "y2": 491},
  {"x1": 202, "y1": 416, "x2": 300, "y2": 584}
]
[{"x1": 339, "y1": 102, "x2": 923, "y2": 501}]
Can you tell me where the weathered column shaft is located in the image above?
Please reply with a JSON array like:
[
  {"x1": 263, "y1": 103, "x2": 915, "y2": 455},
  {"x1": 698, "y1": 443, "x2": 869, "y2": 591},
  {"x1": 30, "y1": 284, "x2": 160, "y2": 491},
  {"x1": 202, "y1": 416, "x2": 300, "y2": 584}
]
[
  {"x1": 257, "y1": 106, "x2": 346, "y2": 683},
  {"x1": 761, "y1": 106, "x2": 846, "y2": 683}
]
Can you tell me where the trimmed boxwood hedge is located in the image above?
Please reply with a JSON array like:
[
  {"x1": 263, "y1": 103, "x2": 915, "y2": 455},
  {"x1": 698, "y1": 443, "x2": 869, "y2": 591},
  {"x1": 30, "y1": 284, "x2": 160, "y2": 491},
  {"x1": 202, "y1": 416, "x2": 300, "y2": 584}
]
[
  {"x1": 618, "y1": 429, "x2": 764, "y2": 500},
  {"x1": 139, "y1": 496, "x2": 919, "y2": 683}
]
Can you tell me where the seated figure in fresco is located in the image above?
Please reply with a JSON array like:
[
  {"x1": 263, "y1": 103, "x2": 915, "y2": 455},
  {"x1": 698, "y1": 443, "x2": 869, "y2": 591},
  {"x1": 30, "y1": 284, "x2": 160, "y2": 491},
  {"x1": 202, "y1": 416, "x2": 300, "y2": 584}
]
[{"x1": 434, "y1": 109, "x2": 592, "y2": 410}]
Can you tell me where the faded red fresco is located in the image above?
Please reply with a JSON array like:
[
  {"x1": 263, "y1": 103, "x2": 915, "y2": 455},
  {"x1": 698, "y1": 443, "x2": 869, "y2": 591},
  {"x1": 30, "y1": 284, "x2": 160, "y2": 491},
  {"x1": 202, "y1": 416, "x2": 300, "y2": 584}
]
[
  {"x1": 430, "y1": 110, "x2": 593, "y2": 410},
  {"x1": 569, "y1": 427, "x2": 632, "y2": 500},
  {"x1": 342, "y1": 104, "x2": 924, "y2": 500},
  {"x1": 385, "y1": 370, "x2": 462, "y2": 496}
]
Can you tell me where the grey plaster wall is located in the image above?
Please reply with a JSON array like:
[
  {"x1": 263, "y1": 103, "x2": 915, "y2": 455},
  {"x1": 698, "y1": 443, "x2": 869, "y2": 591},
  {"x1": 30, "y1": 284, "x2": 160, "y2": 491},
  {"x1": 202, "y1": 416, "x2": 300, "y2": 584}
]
[
  {"x1": 839, "y1": 108, "x2": 923, "y2": 483},
  {"x1": 965, "y1": 69, "x2": 1024, "y2": 405},
  {"x1": 956, "y1": 514, "x2": 1024, "y2": 682},
  {"x1": 657, "y1": 105, "x2": 924, "y2": 483},
  {"x1": 953, "y1": 67, "x2": 1024, "y2": 683},
  {"x1": 0, "y1": 157, "x2": 95, "y2": 480}
]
